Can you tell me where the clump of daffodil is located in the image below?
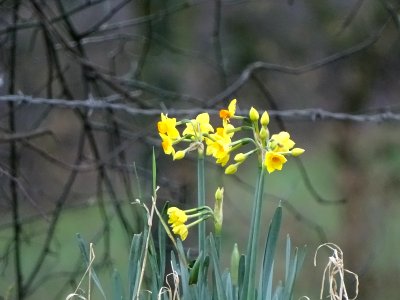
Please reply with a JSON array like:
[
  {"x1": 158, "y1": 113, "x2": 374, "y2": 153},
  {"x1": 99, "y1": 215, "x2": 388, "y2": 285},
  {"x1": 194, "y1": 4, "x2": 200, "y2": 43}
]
[
  {"x1": 167, "y1": 206, "x2": 214, "y2": 241},
  {"x1": 221, "y1": 104, "x2": 304, "y2": 174}
]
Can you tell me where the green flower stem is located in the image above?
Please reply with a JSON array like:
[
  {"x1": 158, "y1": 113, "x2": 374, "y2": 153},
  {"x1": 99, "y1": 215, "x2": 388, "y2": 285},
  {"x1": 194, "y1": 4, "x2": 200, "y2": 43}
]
[
  {"x1": 197, "y1": 150, "x2": 206, "y2": 254},
  {"x1": 242, "y1": 166, "x2": 266, "y2": 300},
  {"x1": 187, "y1": 210, "x2": 213, "y2": 220},
  {"x1": 187, "y1": 215, "x2": 211, "y2": 229}
]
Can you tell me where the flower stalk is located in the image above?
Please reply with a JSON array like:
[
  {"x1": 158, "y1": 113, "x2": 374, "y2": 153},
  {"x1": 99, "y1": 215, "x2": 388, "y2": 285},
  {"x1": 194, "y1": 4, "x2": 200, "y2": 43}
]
[{"x1": 197, "y1": 150, "x2": 206, "y2": 254}]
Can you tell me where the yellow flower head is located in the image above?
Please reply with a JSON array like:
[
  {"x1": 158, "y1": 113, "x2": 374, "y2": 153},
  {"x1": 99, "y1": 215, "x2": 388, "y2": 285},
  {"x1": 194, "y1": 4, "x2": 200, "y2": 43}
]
[
  {"x1": 167, "y1": 207, "x2": 188, "y2": 225},
  {"x1": 270, "y1": 131, "x2": 295, "y2": 152},
  {"x1": 182, "y1": 113, "x2": 214, "y2": 139},
  {"x1": 160, "y1": 133, "x2": 175, "y2": 155},
  {"x1": 157, "y1": 113, "x2": 180, "y2": 139},
  {"x1": 219, "y1": 99, "x2": 237, "y2": 123},
  {"x1": 172, "y1": 223, "x2": 188, "y2": 240},
  {"x1": 206, "y1": 124, "x2": 234, "y2": 166},
  {"x1": 264, "y1": 151, "x2": 287, "y2": 173}
]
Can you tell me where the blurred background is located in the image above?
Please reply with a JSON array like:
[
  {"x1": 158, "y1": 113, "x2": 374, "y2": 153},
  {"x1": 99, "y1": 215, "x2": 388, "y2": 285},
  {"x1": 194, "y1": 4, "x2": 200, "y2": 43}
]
[{"x1": 1, "y1": 0, "x2": 400, "y2": 299}]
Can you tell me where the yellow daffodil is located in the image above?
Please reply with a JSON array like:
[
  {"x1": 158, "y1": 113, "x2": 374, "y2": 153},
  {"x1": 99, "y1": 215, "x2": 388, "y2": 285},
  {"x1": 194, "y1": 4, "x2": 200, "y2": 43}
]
[
  {"x1": 270, "y1": 131, "x2": 295, "y2": 152},
  {"x1": 182, "y1": 113, "x2": 214, "y2": 139},
  {"x1": 264, "y1": 151, "x2": 287, "y2": 173},
  {"x1": 160, "y1": 133, "x2": 175, "y2": 155},
  {"x1": 206, "y1": 125, "x2": 234, "y2": 166},
  {"x1": 171, "y1": 223, "x2": 189, "y2": 240},
  {"x1": 157, "y1": 113, "x2": 180, "y2": 139},
  {"x1": 219, "y1": 99, "x2": 237, "y2": 123},
  {"x1": 167, "y1": 207, "x2": 188, "y2": 225}
]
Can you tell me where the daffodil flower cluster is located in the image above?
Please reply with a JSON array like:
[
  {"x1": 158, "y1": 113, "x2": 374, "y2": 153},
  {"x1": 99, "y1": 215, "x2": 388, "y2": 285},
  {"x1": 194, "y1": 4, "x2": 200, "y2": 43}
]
[
  {"x1": 157, "y1": 100, "x2": 238, "y2": 165},
  {"x1": 157, "y1": 99, "x2": 304, "y2": 174},
  {"x1": 167, "y1": 206, "x2": 214, "y2": 241},
  {"x1": 224, "y1": 105, "x2": 304, "y2": 174}
]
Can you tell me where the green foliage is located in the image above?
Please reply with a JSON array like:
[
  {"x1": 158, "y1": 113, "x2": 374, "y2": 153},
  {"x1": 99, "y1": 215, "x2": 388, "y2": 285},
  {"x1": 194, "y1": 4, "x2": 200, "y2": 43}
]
[
  {"x1": 70, "y1": 148, "x2": 307, "y2": 300},
  {"x1": 73, "y1": 204, "x2": 305, "y2": 300}
]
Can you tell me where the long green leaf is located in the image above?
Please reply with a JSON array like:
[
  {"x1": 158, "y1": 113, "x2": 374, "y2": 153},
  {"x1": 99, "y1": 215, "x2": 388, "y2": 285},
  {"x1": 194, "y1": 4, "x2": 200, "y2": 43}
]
[
  {"x1": 128, "y1": 232, "x2": 144, "y2": 299},
  {"x1": 282, "y1": 238, "x2": 307, "y2": 300},
  {"x1": 222, "y1": 271, "x2": 233, "y2": 299},
  {"x1": 112, "y1": 269, "x2": 124, "y2": 300},
  {"x1": 259, "y1": 206, "x2": 282, "y2": 300},
  {"x1": 285, "y1": 235, "x2": 291, "y2": 283},
  {"x1": 237, "y1": 254, "x2": 246, "y2": 299},
  {"x1": 209, "y1": 235, "x2": 227, "y2": 300},
  {"x1": 189, "y1": 251, "x2": 203, "y2": 285},
  {"x1": 176, "y1": 240, "x2": 192, "y2": 300}
]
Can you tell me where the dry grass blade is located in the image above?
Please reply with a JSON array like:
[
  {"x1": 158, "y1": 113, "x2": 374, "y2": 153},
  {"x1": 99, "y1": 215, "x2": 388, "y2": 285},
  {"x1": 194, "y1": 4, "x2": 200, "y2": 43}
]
[
  {"x1": 314, "y1": 243, "x2": 359, "y2": 300},
  {"x1": 157, "y1": 266, "x2": 181, "y2": 300},
  {"x1": 66, "y1": 243, "x2": 96, "y2": 300}
]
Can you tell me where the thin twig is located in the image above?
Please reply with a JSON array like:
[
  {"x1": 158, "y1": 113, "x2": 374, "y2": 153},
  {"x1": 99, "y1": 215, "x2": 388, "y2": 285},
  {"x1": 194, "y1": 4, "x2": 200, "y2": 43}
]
[{"x1": 1, "y1": 95, "x2": 400, "y2": 122}]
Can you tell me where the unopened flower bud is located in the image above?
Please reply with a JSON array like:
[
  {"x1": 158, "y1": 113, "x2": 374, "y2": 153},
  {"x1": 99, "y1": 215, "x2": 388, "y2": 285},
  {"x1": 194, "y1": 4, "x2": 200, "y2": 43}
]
[
  {"x1": 214, "y1": 187, "x2": 224, "y2": 235},
  {"x1": 215, "y1": 187, "x2": 224, "y2": 202},
  {"x1": 259, "y1": 127, "x2": 269, "y2": 140},
  {"x1": 230, "y1": 243, "x2": 240, "y2": 286},
  {"x1": 260, "y1": 111, "x2": 270, "y2": 126},
  {"x1": 225, "y1": 164, "x2": 238, "y2": 175},
  {"x1": 173, "y1": 150, "x2": 186, "y2": 160},
  {"x1": 234, "y1": 153, "x2": 246, "y2": 162},
  {"x1": 249, "y1": 107, "x2": 259, "y2": 122},
  {"x1": 291, "y1": 148, "x2": 305, "y2": 157}
]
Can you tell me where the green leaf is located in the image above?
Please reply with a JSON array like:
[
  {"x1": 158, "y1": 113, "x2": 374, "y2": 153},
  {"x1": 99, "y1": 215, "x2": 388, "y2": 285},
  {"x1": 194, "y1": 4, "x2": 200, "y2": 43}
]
[
  {"x1": 265, "y1": 263, "x2": 274, "y2": 300},
  {"x1": 176, "y1": 240, "x2": 192, "y2": 300},
  {"x1": 75, "y1": 233, "x2": 106, "y2": 300},
  {"x1": 197, "y1": 255, "x2": 210, "y2": 298},
  {"x1": 222, "y1": 271, "x2": 233, "y2": 299},
  {"x1": 189, "y1": 251, "x2": 203, "y2": 285},
  {"x1": 285, "y1": 234, "x2": 291, "y2": 283},
  {"x1": 282, "y1": 237, "x2": 307, "y2": 300},
  {"x1": 237, "y1": 254, "x2": 246, "y2": 298},
  {"x1": 209, "y1": 234, "x2": 227, "y2": 300},
  {"x1": 128, "y1": 231, "x2": 147, "y2": 299},
  {"x1": 112, "y1": 269, "x2": 124, "y2": 300},
  {"x1": 259, "y1": 206, "x2": 282, "y2": 300}
]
